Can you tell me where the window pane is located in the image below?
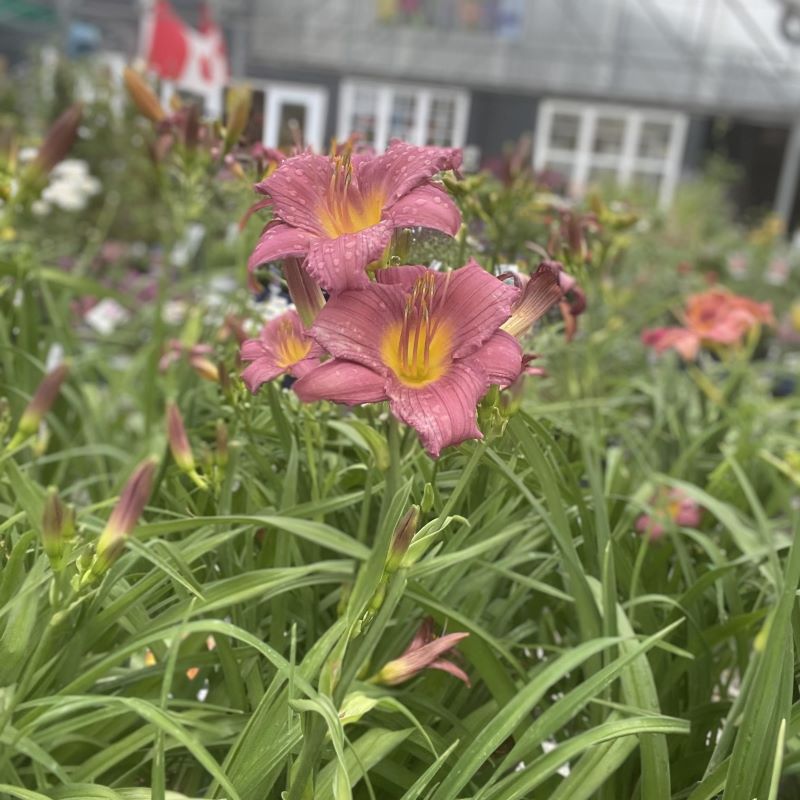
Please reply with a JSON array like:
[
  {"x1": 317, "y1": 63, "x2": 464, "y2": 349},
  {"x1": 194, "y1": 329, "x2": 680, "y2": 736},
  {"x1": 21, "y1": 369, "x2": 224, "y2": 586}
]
[
  {"x1": 593, "y1": 116, "x2": 625, "y2": 155},
  {"x1": 350, "y1": 85, "x2": 378, "y2": 145},
  {"x1": 588, "y1": 164, "x2": 619, "y2": 185},
  {"x1": 277, "y1": 103, "x2": 306, "y2": 149},
  {"x1": 631, "y1": 170, "x2": 662, "y2": 198},
  {"x1": 541, "y1": 159, "x2": 573, "y2": 189},
  {"x1": 639, "y1": 120, "x2": 672, "y2": 159},
  {"x1": 427, "y1": 96, "x2": 456, "y2": 146},
  {"x1": 549, "y1": 112, "x2": 580, "y2": 151},
  {"x1": 389, "y1": 92, "x2": 417, "y2": 141}
]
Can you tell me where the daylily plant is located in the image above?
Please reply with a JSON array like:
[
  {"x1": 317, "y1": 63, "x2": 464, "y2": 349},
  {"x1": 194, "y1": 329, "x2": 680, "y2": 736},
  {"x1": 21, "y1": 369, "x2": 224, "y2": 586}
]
[
  {"x1": 642, "y1": 287, "x2": 775, "y2": 360},
  {"x1": 248, "y1": 140, "x2": 462, "y2": 293},
  {"x1": 240, "y1": 259, "x2": 563, "y2": 457}
]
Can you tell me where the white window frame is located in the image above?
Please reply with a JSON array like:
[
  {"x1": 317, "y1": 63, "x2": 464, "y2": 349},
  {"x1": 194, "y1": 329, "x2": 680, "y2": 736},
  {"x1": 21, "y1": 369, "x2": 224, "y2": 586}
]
[
  {"x1": 262, "y1": 82, "x2": 328, "y2": 153},
  {"x1": 534, "y1": 99, "x2": 688, "y2": 208},
  {"x1": 163, "y1": 81, "x2": 329, "y2": 152},
  {"x1": 338, "y1": 79, "x2": 470, "y2": 151}
]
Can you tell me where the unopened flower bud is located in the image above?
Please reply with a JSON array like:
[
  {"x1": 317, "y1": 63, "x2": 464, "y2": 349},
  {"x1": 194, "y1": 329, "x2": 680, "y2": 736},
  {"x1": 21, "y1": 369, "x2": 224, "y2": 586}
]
[
  {"x1": 386, "y1": 505, "x2": 419, "y2": 573},
  {"x1": 41, "y1": 486, "x2": 75, "y2": 571},
  {"x1": 14, "y1": 363, "x2": 69, "y2": 442},
  {"x1": 215, "y1": 419, "x2": 228, "y2": 467},
  {"x1": 166, "y1": 401, "x2": 195, "y2": 473},
  {"x1": 93, "y1": 457, "x2": 157, "y2": 575},
  {"x1": 284, "y1": 257, "x2": 325, "y2": 328},
  {"x1": 123, "y1": 67, "x2": 166, "y2": 123},
  {"x1": 224, "y1": 85, "x2": 252, "y2": 152},
  {"x1": 189, "y1": 354, "x2": 220, "y2": 383},
  {"x1": 371, "y1": 619, "x2": 470, "y2": 686},
  {"x1": 29, "y1": 103, "x2": 83, "y2": 178},
  {"x1": 420, "y1": 483, "x2": 435, "y2": 513}
]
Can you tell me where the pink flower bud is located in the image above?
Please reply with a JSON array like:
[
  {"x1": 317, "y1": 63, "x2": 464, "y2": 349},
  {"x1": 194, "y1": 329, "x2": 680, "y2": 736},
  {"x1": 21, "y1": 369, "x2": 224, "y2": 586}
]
[
  {"x1": 371, "y1": 618, "x2": 470, "y2": 686},
  {"x1": 188, "y1": 354, "x2": 220, "y2": 383},
  {"x1": 16, "y1": 363, "x2": 69, "y2": 439},
  {"x1": 284, "y1": 257, "x2": 325, "y2": 328},
  {"x1": 386, "y1": 505, "x2": 419, "y2": 573},
  {"x1": 166, "y1": 401, "x2": 195, "y2": 473},
  {"x1": 41, "y1": 486, "x2": 75, "y2": 570},
  {"x1": 94, "y1": 457, "x2": 157, "y2": 573},
  {"x1": 30, "y1": 103, "x2": 83, "y2": 177}
]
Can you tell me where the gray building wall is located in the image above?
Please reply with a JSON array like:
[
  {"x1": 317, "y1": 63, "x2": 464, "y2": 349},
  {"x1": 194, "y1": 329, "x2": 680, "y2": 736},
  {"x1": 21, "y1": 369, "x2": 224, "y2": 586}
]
[
  {"x1": 246, "y1": 0, "x2": 800, "y2": 119},
  {"x1": 467, "y1": 90, "x2": 536, "y2": 160}
]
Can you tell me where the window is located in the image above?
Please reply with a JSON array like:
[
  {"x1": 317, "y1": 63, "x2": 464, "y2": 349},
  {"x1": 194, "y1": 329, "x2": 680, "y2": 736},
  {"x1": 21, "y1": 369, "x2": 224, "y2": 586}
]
[
  {"x1": 534, "y1": 100, "x2": 688, "y2": 207},
  {"x1": 339, "y1": 80, "x2": 470, "y2": 151},
  {"x1": 221, "y1": 82, "x2": 328, "y2": 152}
]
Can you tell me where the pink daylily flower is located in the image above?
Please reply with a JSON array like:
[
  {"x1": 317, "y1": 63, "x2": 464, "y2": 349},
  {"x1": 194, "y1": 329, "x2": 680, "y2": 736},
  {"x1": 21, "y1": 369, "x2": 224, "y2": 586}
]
[
  {"x1": 293, "y1": 261, "x2": 523, "y2": 457},
  {"x1": 248, "y1": 140, "x2": 462, "y2": 294},
  {"x1": 642, "y1": 288, "x2": 775, "y2": 361},
  {"x1": 371, "y1": 617, "x2": 470, "y2": 687},
  {"x1": 635, "y1": 487, "x2": 702, "y2": 542},
  {"x1": 240, "y1": 309, "x2": 323, "y2": 392}
]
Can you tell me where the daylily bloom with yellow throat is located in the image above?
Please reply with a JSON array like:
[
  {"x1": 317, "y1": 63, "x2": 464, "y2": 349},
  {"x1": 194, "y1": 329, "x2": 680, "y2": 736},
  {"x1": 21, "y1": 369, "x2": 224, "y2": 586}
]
[
  {"x1": 240, "y1": 309, "x2": 323, "y2": 392},
  {"x1": 293, "y1": 261, "x2": 559, "y2": 457},
  {"x1": 248, "y1": 140, "x2": 462, "y2": 293}
]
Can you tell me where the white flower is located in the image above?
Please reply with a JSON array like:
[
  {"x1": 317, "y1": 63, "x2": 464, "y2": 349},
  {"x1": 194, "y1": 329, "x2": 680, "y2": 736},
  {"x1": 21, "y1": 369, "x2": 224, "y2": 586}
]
[
  {"x1": 39, "y1": 159, "x2": 102, "y2": 212},
  {"x1": 45, "y1": 343, "x2": 65, "y2": 371},
  {"x1": 84, "y1": 298, "x2": 129, "y2": 335},
  {"x1": 51, "y1": 159, "x2": 89, "y2": 179},
  {"x1": 162, "y1": 300, "x2": 188, "y2": 325},
  {"x1": 42, "y1": 181, "x2": 87, "y2": 211}
]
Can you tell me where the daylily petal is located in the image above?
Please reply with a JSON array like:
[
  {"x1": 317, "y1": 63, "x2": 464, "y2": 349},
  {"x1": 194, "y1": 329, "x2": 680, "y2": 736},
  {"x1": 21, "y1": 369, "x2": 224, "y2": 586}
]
[
  {"x1": 502, "y1": 262, "x2": 564, "y2": 338},
  {"x1": 386, "y1": 183, "x2": 461, "y2": 236},
  {"x1": 238, "y1": 196, "x2": 273, "y2": 231},
  {"x1": 248, "y1": 222, "x2": 313, "y2": 290},
  {"x1": 376, "y1": 264, "x2": 429, "y2": 289},
  {"x1": 241, "y1": 358, "x2": 284, "y2": 393},
  {"x1": 293, "y1": 359, "x2": 387, "y2": 405},
  {"x1": 442, "y1": 261, "x2": 519, "y2": 358},
  {"x1": 429, "y1": 658, "x2": 471, "y2": 686},
  {"x1": 256, "y1": 152, "x2": 332, "y2": 236},
  {"x1": 240, "y1": 310, "x2": 322, "y2": 389},
  {"x1": 305, "y1": 221, "x2": 394, "y2": 293},
  {"x1": 641, "y1": 327, "x2": 701, "y2": 360},
  {"x1": 240, "y1": 338, "x2": 271, "y2": 362},
  {"x1": 468, "y1": 331, "x2": 524, "y2": 388},
  {"x1": 311, "y1": 283, "x2": 403, "y2": 371},
  {"x1": 387, "y1": 361, "x2": 488, "y2": 457},
  {"x1": 291, "y1": 356, "x2": 322, "y2": 378},
  {"x1": 358, "y1": 140, "x2": 462, "y2": 208}
]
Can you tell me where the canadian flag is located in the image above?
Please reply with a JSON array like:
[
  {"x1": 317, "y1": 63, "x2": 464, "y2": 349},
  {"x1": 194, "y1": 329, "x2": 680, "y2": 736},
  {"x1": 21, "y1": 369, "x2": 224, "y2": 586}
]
[{"x1": 139, "y1": 1, "x2": 229, "y2": 110}]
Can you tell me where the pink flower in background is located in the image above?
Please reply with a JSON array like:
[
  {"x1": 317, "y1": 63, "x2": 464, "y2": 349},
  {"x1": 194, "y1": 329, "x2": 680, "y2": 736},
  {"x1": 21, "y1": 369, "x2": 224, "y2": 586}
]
[
  {"x1": 240, "y1": 309, "x2": 323, "y2": 392},
  {"x1": 642, "y1": 288, "x2": 774, "y2": 360},
  {"x1": 371, "y1": 617, "x2": 470, "y2": 686},
  {"x1": 248, "y1": 140, "x2": 462, "y2": 293},
  {"x1": 293, "y1": 261, "x2": 523, "y2": 457},
  {"x1": 635, "y1": 487, "x2": 702, "y2": 542},
  {"x1": 159, "y1": 340, "x2": 219, "y2": 382}
]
